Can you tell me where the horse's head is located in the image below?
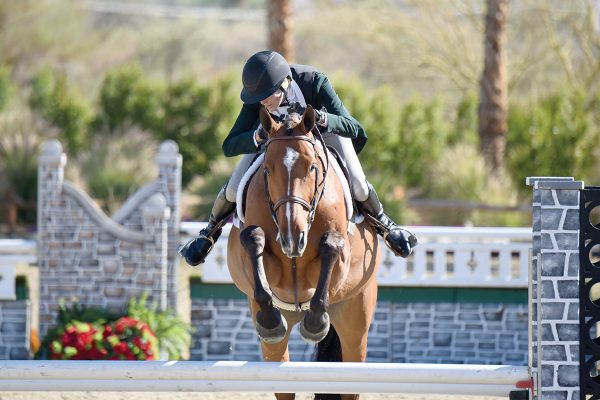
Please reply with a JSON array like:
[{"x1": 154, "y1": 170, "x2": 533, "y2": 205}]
[{"x1": 260, "y1": 104, "x2": 325, "y2": 258}]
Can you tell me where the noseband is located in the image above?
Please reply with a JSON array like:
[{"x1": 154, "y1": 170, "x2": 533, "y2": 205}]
[{"x1": 262, "y1": 131, "x2": 330, "y2": 236}]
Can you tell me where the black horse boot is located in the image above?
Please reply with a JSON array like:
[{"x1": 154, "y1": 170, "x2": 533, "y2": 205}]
[
  {"x1": 179, "y1": 186, "x2": 236, "y2": 266},
  {"x1": 358, "y1": 182, "x2": 418, "y2": 258}
]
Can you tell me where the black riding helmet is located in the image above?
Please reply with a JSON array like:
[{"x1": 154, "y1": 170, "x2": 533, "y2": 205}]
[{"x1": 240, "y1": 50, "x2": 291, "y2": 104}]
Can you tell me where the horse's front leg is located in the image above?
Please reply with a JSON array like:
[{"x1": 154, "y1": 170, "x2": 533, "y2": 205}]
[
  {"x1": 240, "y1": 225, "x2": 287, "y2": 344},
  {"x1": 300, "y1": 231, "x2": 344, "y2": 343}
]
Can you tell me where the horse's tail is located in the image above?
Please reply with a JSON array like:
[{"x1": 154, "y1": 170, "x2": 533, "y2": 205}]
[{"x1": 314, "y1": 325, "x2": 342, "y2": 400}]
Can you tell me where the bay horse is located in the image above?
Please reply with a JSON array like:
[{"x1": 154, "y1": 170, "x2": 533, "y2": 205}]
[{"x1": 227, "y1": 105, "x2": 381, "y2": 400}]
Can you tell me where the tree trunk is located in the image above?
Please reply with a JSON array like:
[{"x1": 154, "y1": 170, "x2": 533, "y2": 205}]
[
  {"x1": 267, "y1": 0, "x2": 295, "y2": 63},
  {"x1": 478, "y1": 0, "x2": 508, "y2": 174}
]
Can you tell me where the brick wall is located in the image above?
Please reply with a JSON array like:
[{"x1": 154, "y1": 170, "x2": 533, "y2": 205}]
[{"x1": 189, "y1": 298, "x2": 528, "y2": 365}]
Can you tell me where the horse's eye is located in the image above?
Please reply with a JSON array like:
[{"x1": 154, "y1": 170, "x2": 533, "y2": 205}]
[{"x1": 309, "y1": 163, "x2": 318, "y2": 172}]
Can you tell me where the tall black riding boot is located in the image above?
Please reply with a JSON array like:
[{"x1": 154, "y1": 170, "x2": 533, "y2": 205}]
[
  {"x1": 179, "y1": 185, "x2": 236, "y2": 266},
  {"x1": 358, "y1": 182, "x2": 418, "y2": 258}
]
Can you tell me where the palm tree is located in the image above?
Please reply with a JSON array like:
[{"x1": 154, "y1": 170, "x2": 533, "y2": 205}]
[
  {"x1": 267, "y1": 0, "x2": 295, "y2": 62},
  {"x1": 478, "y1": 0, "x2": 508, "y2": 174}
]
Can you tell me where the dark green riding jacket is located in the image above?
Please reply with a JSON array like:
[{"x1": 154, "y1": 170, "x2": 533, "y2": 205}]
[{"x1": 222, "y1": 64, "x2": 367, "y2": 157}]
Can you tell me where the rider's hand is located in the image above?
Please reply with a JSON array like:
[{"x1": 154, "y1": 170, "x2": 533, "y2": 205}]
[
  {"x1": 315, "y1": 109, "x2": 328, "y2": 128},
  {"x1": 254, "y1": 124, "x2": 267, "y2": 146}
]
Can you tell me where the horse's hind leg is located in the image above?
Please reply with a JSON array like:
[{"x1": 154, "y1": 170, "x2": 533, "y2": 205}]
[
  {"x1": 241, "y1": 225, "x2": 287, "y2": 344},
  {"x1": 300, "y1": 231, "x2": 344, "y2": 344},
  {"x1": 327, "y1": 278, "x2": 378, "y2": 400}
]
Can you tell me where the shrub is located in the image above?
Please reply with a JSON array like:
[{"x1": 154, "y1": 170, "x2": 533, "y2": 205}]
[
  {"x1": 72, "y1": 129, "x2": 158, "y2": 215},
  {"x1": 95, "y1": 65, "x2": 238, "y2": 187},
  {"x1": 29, "y1": 69, "x2": 92, "y2": 153},
  {"x1": 422, "y1": 144, "x2": 527, "y2": 226},
  {"x1": 48, "y1": 318, "x2": 159, "y2": 361},
  {"x1": 0, "y1": 110, "x2": 41, "y2": 226},
  {"x1": 507, "y1": 88, "x2": 595, "y2": 195},
  {"x1": 127, "y1": 293, "x2": 192, "y2": 361},
  {"x1": 38, "y1": 294, "x2": 191, "y2": 361},
  {"x1": 0, "y1": 65, "x2": 13, "y2": 111},
  {"x1": 96, "y1": 65, "x2": 163, "y2": 133}
]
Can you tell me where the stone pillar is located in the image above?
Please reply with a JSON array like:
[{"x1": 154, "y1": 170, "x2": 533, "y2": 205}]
[
  {"x1": 527, "y1": 177, "x2": 582, "y2": 400},
  {"x1": 37, "y1": 140, "x2": 66, "y2": 336},
  {"x1": 155, "y1": 141, "x2": 182, "y2": 310},
  {"x1": 141, "y1": 193, "x2": 171, "y2": 311}
]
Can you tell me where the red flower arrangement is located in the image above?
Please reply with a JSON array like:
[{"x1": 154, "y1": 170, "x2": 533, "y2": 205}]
[{"x1": 49, "y1": 317, "x2": 159, "y2": 361}]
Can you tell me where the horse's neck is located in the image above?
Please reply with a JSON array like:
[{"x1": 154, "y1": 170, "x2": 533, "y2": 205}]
[{"x1": 312, "y1": 162, "x2": 350, "y2": 232}]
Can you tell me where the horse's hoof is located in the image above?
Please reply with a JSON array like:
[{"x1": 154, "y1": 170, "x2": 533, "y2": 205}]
[
  {"x1": 256, "y1": 315, "x2": 288, "y2": 344},
  {"x1": 299, "y1": 312, "x2": 330, "y2": 344}
]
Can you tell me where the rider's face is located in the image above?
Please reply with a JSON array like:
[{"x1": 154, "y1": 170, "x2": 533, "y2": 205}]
[{"x1": 260, "y1": 89, "x2": 284, "y2": 112}]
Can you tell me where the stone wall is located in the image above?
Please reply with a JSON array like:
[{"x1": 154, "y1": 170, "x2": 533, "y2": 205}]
[
  {"x1": 37, "y1": 140, "x2": 181, "y2": 337},
  {"x1": 189, "y1": 298, "x2": 528, "y2": 365},
  {"x1": 0, "y1": 300, "x2": 30, "y2": 360}
]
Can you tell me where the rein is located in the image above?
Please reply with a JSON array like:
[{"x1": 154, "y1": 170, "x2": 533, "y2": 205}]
[
  {"x1": 262, "y1": 130, "x2": 330, "y2": 312},
  {"x1": 262, "y1": 132, "x2": 329, "y2": 237}
]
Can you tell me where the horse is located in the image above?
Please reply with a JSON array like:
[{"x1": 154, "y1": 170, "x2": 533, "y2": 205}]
[{"x1": 227, "y1": 104, "x2": 381, "y2": 400}]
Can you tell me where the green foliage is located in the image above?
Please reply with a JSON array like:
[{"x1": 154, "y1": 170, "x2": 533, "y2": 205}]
[
  {"x1": 73, "y1": 130, "x2": 158, "y2": 215},
  {"x1": 0, "y1": 110, "x2": 40, "y2": 225},
  {"x1": 157, "y1": 74, "x2": 238, "y2": 186},
  {"x1": 96, "y1": 65, "x2": 163, "y2": 132},
  {"x1": 334, "y1": 77, "x2": 455, "y2": 188},
  {"x1": 38, "y1": 294, "x2": 192, "y2": 361},
  {"x1": 36, "y1": 299, "x2": 120, "y2": 360},
  {"x1": 423, "y1": 144, "x2": 527, "y2": 227},
  {"x1": 127, "y1": 293, "x2": 193, "y2": 361},
  {"x1": 95, "y1": 65, "x2": 238, "y2": 186},
  {"x1": 395, "y1": 98, "x2": 451, "y2": 188},
  {"x1": 29, "y1": 69, "x2": 92, "y2": 153},
  {"x1": 0, "y1": 65, "x2": 13, "y2": 111},
  {"x1": 333, "y1": 77, "x2": 467, "y2": 223},
  {"x1": 447, "y1": 91, "x2": 478, "y2": 147},
  {"x1": 507, "y1": 88, "x2": 594, "y2": 194},
  {"x1": 189, "y1": 157, "x2": 237, "y2": 221}
]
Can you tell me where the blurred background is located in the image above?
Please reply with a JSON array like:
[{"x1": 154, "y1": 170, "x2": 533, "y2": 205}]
[{"x1": 1, "y1": 0, "x2": 599, "y2": 237}]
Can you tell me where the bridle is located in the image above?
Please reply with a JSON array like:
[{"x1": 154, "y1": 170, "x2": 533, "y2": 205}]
[
  {"x1": 262, "y1": 130, "x2": 330, "y2": 236},
  {"x1": 261, "y1": 118, "x2": 330, "y2": 312}
]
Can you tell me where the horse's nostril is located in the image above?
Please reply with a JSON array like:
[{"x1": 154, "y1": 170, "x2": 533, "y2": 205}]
[
  {"x1": 278, "y1": 235, "x2": 288, "y2": 249},
  {"x1": 298, "y1": 232, "x2": 306, "y2": 250}
]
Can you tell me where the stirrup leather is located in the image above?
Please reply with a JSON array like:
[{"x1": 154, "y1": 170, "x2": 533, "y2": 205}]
[
  {"x1": 360, "y1": 210, "x2": 391, "y2": 237},
  {"x1": 360, "y1": 211, "x2": 416, "y2": 256}
]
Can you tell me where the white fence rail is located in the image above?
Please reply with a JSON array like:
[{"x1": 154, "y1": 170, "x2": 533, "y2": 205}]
[
  {"x1": 181, "y1": 223, "x2": 532, "y2": 288},
  {"x1": 0, "y1": 239, "x2": 36, "y2": 299},
  {"x1": 0, "y1": 360, "x2": 530, "y2": 396},
  {"x1": 1, "y1": 225, "x2": 532, "y2": 289}
]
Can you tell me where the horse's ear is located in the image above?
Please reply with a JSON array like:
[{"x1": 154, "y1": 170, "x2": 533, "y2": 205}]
[
  {"x1": 302, "y1": 104, "x2": 316, "y2": 133},
  {"x1": 259, "y1": 105, "x2": 276, "y2": 136}
]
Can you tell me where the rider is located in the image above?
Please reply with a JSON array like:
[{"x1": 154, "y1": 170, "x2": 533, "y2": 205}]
[{"x1": 180, "y1": 50, "x2": 417, "y2": 265}]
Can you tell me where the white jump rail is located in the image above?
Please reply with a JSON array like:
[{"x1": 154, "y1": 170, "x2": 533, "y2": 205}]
[
  {"x1": 0, "y1": 360, "x2": 530, "y2": 396},
  {"x1": 181, "y1": 222, "x2": 532, "y2": 288}
]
